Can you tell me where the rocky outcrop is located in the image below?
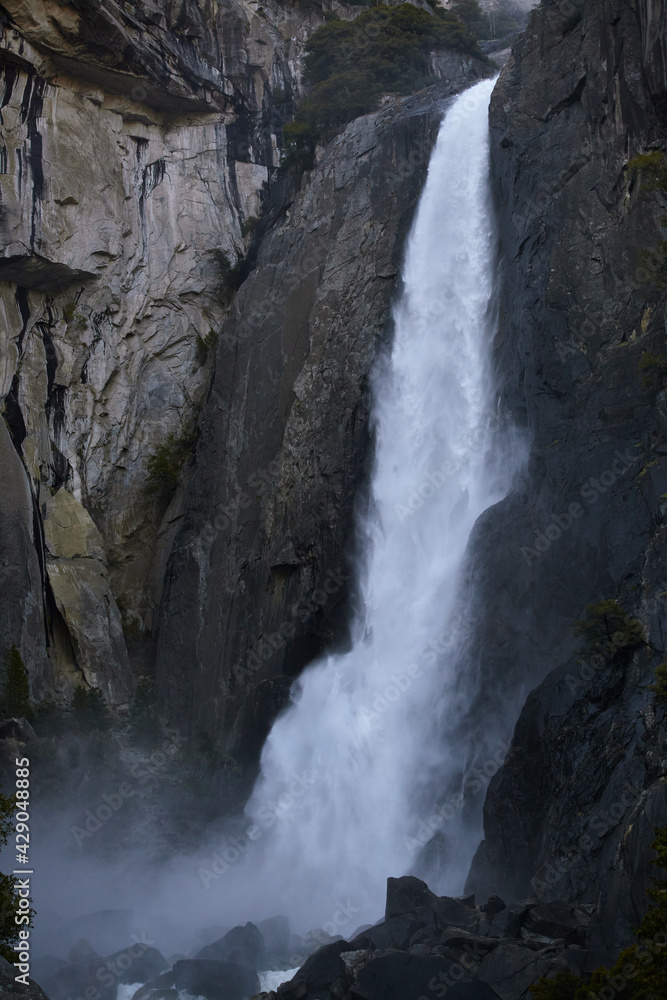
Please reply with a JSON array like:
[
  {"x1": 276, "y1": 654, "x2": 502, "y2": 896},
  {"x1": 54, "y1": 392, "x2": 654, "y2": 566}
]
[
  {"x1": 155, "y1": 57, "x2": 491, "y2": 754},
  {"x1": 458, "y1": 0, "x2": 667, "y2": 963},
  {"x1": 253, "y1": 876, "x2": 593, "y2": 1000}
]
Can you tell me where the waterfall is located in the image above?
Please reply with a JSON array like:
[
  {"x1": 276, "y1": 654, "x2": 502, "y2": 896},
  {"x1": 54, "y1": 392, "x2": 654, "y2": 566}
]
[{"x1": 235, "y1": 76, "x2": 521, "y2": 932}]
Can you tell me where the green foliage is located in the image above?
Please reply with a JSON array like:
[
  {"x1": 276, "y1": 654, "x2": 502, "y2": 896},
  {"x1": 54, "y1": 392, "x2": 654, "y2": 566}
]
[
  {"x1": 628, "y1": 152, "x2": 667, "y2": 290},
  {"x1": 573, "y1": 600, "x2": 645, "y2": 660},
  {"x1": 649, "y1": 658, "x2": 667, "y2": 701},
  {"x1": 530, "y1": 971, "x2": 580, "y2": 1000},
  {"x1": 145, "y1": 429, "x2": 196, "y2": 503},
  {"x1": 71, "y1": 685, "x2": 111, "y2": 731},
  {"x1": 450, "y1": 0, "x2": 487, "y2": 38},
  {"x1": 210, "y1": 248, "x2": 242, "y2": 292},
  {"x1": 0, "y1": 791, "x2": 33, "y2": 961},
  {"x1": 637, "y1": 240, "x2": 667, "y2": 291},
  {"x1": 241, "y1": 215, "x2": 258, "y2": 238},
  {"x1": 63, "y1": 300, "x2": 76, "y2": 322},
  {"x1": 1, "y1": 646, "x2": 31, "y2": 719},
  {"x1": 628, "y1": 151, "x2": 667, "y2": 195},
  {"x1": 283, "y1": 4, "x2": 484, "y2": 163},
  {"x1": 128, "y1": 677, "x2": 162, "y2": 746},
  {"x1": 638, "y1": 351, "x2": 667, "y2": 387}
]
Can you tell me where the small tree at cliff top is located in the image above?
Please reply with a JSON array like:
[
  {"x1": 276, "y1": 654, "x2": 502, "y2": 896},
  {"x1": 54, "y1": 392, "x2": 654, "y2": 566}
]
[
  {"x1": 0, "y1": 646, "x2": 31, "y2": 719},
  {"x1": 572, "y1": 599, "x2": 644, "y2": 660}
]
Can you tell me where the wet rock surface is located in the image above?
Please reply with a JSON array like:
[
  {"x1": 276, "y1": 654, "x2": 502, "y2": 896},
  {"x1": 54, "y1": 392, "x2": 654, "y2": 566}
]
[{"x1": 460, "y1": 0, "x2": 667, "y2": 966}]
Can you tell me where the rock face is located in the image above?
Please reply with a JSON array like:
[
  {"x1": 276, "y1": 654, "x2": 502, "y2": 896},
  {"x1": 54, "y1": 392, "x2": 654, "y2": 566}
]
[
  {"x1": 459, "y1": 0, "x2": 667, "y2": 965},
  {"x1": 0, "y1": 0, "x2": 393, "y2": 702},
  {"x1": 155, "y1": 62, "x2": 490, "y2": 753}
]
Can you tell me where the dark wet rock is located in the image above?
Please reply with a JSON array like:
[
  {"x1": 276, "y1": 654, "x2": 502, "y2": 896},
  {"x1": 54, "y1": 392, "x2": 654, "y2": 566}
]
[
  {"x1": 276, "y1": 940, "x2": 352, "y2": 999},
  {"x1": 0, "y1": 717, "x2": 37, "y2": 742},
  {"x1": 351, "y1": 915, "x2": 424, "y2": 952},
  {"x1": 462, "y1": 0, "x2": 667, "y2": 966},
  {"x1": 385, "y1": 876, "x2": 438, "y2": 921},
  {"x1": 172, "y1": 959, "x2": 259, "y2": 1000},
  {"x1": 129, "y1": 971, "x2": 175, "y2": 1000},
  {"x1": 435, "y1": 896, "x2": 478, "y2": 929},
  {"x1": 523, "y1": 902, "x2": 585, "y2": 944},
  {"x1": 195, "y1": 922, "x2": 266, "y2": 970},
  {"x1": 477, "y1": 943, "x2": 556, "y2": 1000},
  {"x1": 102, "y1": 946, "x2": 168, "y2": 984},
  {"x1": 351, "y1": 951, "x2": 498, "y2": 1000},
  {"x1": 0, "y1": 955, "x2": 53, "y2": 1000},
  {"x1": 482, "y1": 895, "x2": 506, "y2": 919},
  {"x1": 257, "y1": 917, "x2": 290, "y2": 964}
]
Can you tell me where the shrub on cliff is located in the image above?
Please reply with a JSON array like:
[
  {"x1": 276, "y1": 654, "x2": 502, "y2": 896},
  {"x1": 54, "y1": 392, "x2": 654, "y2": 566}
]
[
  {"x1": 649, "y1": 658, "x2": 667, "y2": 701},
  {"x1": 628, "y1": 150, "x2": 667, "y2": 290},
  {"x1": 0, "y1": 646, "x2": 31, "y2": 720},
  {"x1": 145, "y1": 428, "x2": 197, "y2": 504},
  {"x1": 572, "y1": 599, "x2": 644, "y2": 660},
  {"x1": 283, "y1": 3, "x2": 483, "y2": 164}
]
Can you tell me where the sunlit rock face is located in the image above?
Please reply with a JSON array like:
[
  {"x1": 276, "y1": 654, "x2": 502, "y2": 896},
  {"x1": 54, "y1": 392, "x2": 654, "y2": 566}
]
[{"x1": 0, "y1": 0, "x2": 336, "y2": 701}]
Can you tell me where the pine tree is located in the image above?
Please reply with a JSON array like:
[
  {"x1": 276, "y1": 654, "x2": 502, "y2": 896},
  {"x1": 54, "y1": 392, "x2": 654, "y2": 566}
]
[
  {"x1": 1, "y1": 646, "x2": 31, "y2": 719},
  {"x1": 71, "y1": 685, "x2": 111, "y2": 731}
]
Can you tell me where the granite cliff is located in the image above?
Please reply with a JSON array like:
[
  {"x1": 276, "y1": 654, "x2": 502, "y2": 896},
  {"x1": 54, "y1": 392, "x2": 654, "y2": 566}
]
[
  {"x1": 461, "y1": 0, "x2": 667, "y2": 964},
  {"x1": 2, "y1": 0, "x2": 667, "y2": 984},
  {"x1": 0, "y1": 0, "x2": 487, "y2": 711}
]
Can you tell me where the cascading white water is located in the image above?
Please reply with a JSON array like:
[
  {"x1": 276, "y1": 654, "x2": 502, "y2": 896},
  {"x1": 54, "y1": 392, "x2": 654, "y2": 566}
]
[{"x1": 237, "y1": 76, "x2": 520, "y2": 931}]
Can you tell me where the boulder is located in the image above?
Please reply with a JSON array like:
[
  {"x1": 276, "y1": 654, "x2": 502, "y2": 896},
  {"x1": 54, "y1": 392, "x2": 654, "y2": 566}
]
[
  {"x1": 130, "y1": 971, "x2": 175, "y2": 1000},
  {"x1": 0, "y1": 955, "x2": 53, "y2": 1000},
  {"x1": 523, "y1": 901, "x2": 585, "y2": 943},
  {"x1": 435, "y1": 896, "x2": 478, "y2": 930},
  {"x1": 0, "y1": 717, "x2": 37, "y2": 741},
  {"x1": 103, "y1": 945, "x2": 167, "y2": 984},
  {"x1": 481, "y1": 895, "x2": 506, "y2": 919},
  {"x1": 195, "y1": 922, "x2": 266, "y2": 970},
  {"x1": 257, "y1": 917, "x2": 290, "y2": 962},
  {"x1": 277, "y1": 940, "x2": 351, "y2": 999},
  {"x1": 351, "y1": 951, "x2": 498, "y2": 1000},
  {"x1": 173, "y1": 959, "x2": 259, "y2": 1000},
  {"x1": 477, "y1": 942, "x2": 556, "y2": 1000},
  {"x1": 385, "y1": 876, "x2": 438, "y2": 921},
  {"x1": 351, "y1": 915, "x2": 424, "y2": 952}
]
